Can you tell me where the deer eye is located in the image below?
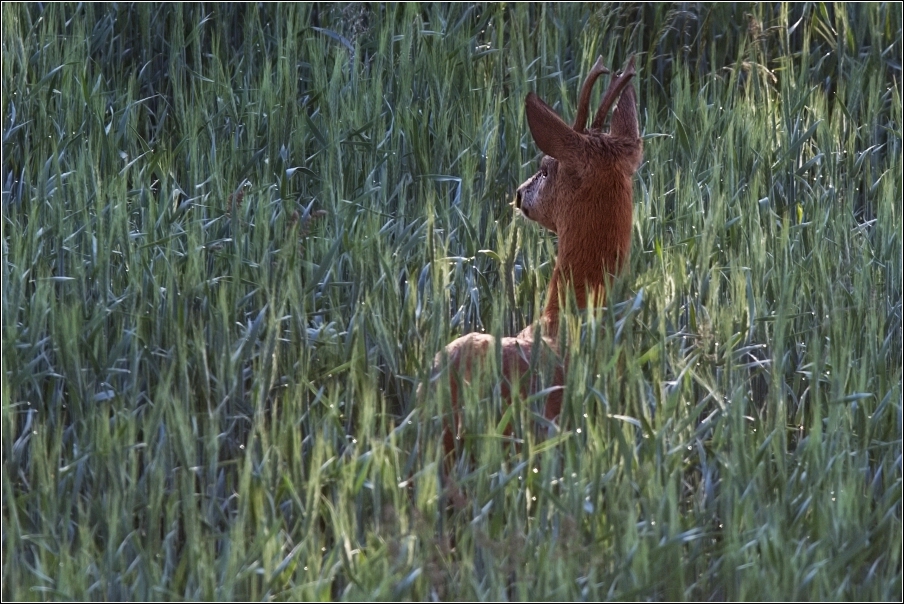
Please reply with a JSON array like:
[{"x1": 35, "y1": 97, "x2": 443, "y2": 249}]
[{"x1": 539, "y1": 166, "x2": 548, "y2": 178}]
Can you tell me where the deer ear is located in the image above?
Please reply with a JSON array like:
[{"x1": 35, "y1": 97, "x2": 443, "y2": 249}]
[
  {"x1": 525, "y1": 92, "x2": 584, "y2": 163},
  {"x1": 609, "y1": 79, "x2": 639, "y2": 139}
]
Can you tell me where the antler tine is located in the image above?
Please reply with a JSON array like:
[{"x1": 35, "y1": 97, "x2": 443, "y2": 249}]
[
  {"x1": 572, "y1": 56, "x2": 610, "y2": 133},
  {"x1": 590, "y1": 55, "x2": 637, "y2": 131}
]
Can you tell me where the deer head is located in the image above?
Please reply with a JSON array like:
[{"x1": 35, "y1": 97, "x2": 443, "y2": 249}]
[{"x1": 515, "y1": 56, "x2": 642, "y2": 331}]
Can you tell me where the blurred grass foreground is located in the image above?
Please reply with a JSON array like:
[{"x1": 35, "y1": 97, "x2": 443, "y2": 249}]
[{"x1": 2, "y1": 3, "x2": 902, "y2": 600}]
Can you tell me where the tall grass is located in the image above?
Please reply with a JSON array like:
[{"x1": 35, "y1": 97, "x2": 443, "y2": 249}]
[{"x1": 3, "y1": 3, "x2": 901, "y2": 600}]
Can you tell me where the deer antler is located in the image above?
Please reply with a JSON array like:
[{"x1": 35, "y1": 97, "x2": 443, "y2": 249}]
[
  {"x1": 590, "y1": 55, "x2": 637, "y2": 131},
  {"x1": 572, "y1": 56, "x2": 609, "y2": 133}
]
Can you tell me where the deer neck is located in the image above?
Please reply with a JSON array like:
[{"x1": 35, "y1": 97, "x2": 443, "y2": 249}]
[
  {"x1": 541, "y1": 189, "x2": 632, "y2": 335},
  {"x1": 541, "y1": 241, "x2": 606, "y2": 334}
]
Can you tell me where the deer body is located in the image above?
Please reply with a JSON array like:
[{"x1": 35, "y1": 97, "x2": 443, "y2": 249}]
[{"x1": 435, "y1": 57, "x2": 642, "y2": 455}]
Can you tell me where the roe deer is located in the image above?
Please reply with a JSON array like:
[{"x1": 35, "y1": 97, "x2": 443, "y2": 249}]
[{"x1": 433, "y1": 56, "x2": 642, "y2": 457}]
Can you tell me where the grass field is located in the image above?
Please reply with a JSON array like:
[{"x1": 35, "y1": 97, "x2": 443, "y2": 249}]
[{"x1": 2, "y1": 3, "x2": 902, "y2": 600}]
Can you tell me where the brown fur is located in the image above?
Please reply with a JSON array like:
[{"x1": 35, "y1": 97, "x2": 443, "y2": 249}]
[{"x1": 434, "y1": 56, "x2": 642, "y2": 456}]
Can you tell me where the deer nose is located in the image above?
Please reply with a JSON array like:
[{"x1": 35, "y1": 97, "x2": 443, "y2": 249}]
[{"x1": 515, "y1": 189, "x2": 522, "y2": 209}]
